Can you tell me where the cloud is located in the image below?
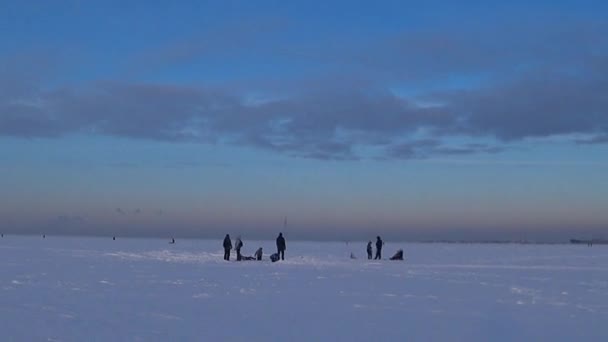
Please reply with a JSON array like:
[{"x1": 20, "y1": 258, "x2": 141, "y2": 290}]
[
  {"x1": 128, "y1": 17, "x2": 289, "y2": 75},
  {"x1": 335, "y1": 19, "x2": 608, "y2": 83},
  {"x1": 1, "y1": 19, "x2": 607, "y2": 160},
  {"x1": 0, "y1": 72, "x2": 606, "y2": 160},
  {"x1": 386, "y1": 140, "x2": 503, "y2": 160},
  {"x1": 431, "y1": 71, "x2": 608, "y2": 141},
  {"x1": 575, "y1": 134, "x2": 608, "y2": 145}
]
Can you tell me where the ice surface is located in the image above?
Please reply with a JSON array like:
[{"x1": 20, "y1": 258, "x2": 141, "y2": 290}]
[{"x1": 1, "y1": 236, "x2": 607, "y2": 341}]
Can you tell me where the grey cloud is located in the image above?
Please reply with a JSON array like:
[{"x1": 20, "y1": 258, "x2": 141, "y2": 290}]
[
  {"x1": 44, "y1": 82, "x2": 237, "y2": 142},
  {"x1": 386, "y1": 140, "x2": 503, "y2": 160},
  {"x1": 0, "y1": 79, "x2": 458, "y2": 159},
  {"x1": 1, "y1": 73, "x2": 606, "y2": 160},
  {"x1": 575, "y1": 134, "x2": 608, "y2": 145},
  {"x1": 432, "y1": 71, "x2": 608, "y2": 141},
  {"x1": 138, "y1": 17, "x2": 607, "y2": 85},
  {"x1": 343, "y1": 20, "x2": 608, "y2": 82},
  {"x1": 1, "y1": 19, "x2": 607, "y2": 161},
  {"x1": 130, "y1": 17, "x2": 289, "y2": 74}
]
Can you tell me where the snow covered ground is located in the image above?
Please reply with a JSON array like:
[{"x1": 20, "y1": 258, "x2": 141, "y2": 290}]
[{"x1": 1, "y1": 236, "x2": 607, "y2": 341}]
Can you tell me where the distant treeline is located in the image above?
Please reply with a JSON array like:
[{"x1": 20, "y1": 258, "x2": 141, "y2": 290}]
[
  {"x1": 570, "y1": 239, "x2": 608, "y2": 245},
  {"x1": 419, "y1": 240, "x2": 606, "y2": 245},
  {"x1": 419, "y1": 240, "x2": 557, "y2": 244}
]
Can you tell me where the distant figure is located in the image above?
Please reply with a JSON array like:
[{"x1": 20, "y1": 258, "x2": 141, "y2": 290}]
[
  {"x1": 254, "y1": 247, "x2": 263, "y2": 261},
  {"x1": 1, "y1": 234, "x2": 3, "y2": 238},
  {"x1": 223, "y1": 234, "x2": 232, "y2": 261},
  {"x1": 235, "y1": 236, "x2": 243, "y2": 261},
  {"x1": 374, "y1": 236, "x2": 383, "y2": 260},
  {"x1": 169, "y1": 238, "x2": 175, "y2": 244},
  {"x1": 390, "y1": 249, "x2": 404, "y2": 261},
  {"x1": 350, "y1": 252, "x2": 356, "y2": 259},
  {"x1": 366, "y1": 241, "x2": 373, "y2": 259},
  {"x1": 42, "y1": 234, "x2": 46, "y2": 239},
  {"x1": 112, "y1": 236, "x2": 116, "y2": 241},
  {"x1": 276, "y1": 232, "x2": 286, "y2": 261}
]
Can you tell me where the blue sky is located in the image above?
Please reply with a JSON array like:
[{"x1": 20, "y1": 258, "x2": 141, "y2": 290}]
[{"x1": 1, "y1": 1, "x2": 607, "y2": 241}]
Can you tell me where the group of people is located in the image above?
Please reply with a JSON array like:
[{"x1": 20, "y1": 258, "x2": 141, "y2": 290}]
[
  {"x1": 223, "y1": 232, "x2": 286, "y2": 262},
  {"x1": 365, "y1": 236, "x2": 403, "y2": 260},
  {"x1": 222, "y1": 233, "x2": 403, "y2": 262},
  {"x1": 366, "y1": 236, "x2": 384, "y2": 260}
]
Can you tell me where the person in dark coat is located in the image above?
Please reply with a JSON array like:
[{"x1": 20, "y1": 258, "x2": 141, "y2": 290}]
[
  {"x1": 254, "y1": 247, "x2": 263, "y2": 261},
  {"x1": 223, "y1": 234, "x2": 232, "y2": 261},
  {"x1": 374, "y1": 236, "x2": 383, "y2": 260},
  {"x1": 235, "y1": 236, "x2": 243, "y2": 261},
  {"x1": 366, "y1": 241, "x2": 373, "y2": 259},
  {"x1": 276, "y1": 232, "x2": 286, "y2": 261}
]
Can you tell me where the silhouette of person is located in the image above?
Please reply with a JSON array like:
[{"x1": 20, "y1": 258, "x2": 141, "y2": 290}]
[
  {"x1": 112, "y1": 236, "x2": 116, "y2": 241},
  {"x1": 254, "y1": 247, "x2": 263, "y2": 261},
  {"x1": 169, "y1": 238, "x2": 175, "y2": 244},
  {"x1": 235, "y1": 236, "x2": 243, "y2": 261},
  {"x1": 366, "y1": 241, "x2": 373, "y2": 259},
  {"x1": 223, "y1": 234, "x2": 232, "y2": 261},
  {"x1": 374, "y1": 236, "x2": 383, "y2": 260},
  {"x1": 276, "y1": 232, "x2": 286, "y2": 260}
]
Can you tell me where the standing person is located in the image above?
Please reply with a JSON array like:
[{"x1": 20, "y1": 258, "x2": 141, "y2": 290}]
[
  {"x1": 235, "y1": 236, "x2": 243, "y2": 261},
  {"x1": 374, "y1": 236, "x2": 383, "y2": 260},
  {"x1": 366, "y1": 241, "x2": 373, "y2": 260},
  {"x1": 276, "y1": 232, "x2": 286, "y2": 261},
  {"x1": 223, "y1": 234, "x2": 232, "y2": 261}
]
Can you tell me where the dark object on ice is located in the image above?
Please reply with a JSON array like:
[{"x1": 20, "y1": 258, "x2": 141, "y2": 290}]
[
  {"x1": 235, "y1": 237, "x2": 243, "y2": 261},
  {"x1": 223, "y1": 234, "x2": 232, "y2": 261},
  {"x1": 42, "y1": 234, "x2": 46, "y2": 239},
  {"x1": 169, "y1": 238, "x2": 175, "y2": 244},
  {"x1": 374, "y1": 236, "x2": 383, "y2": 260},
  {"x1": 242, "y1": 256, "x2": 256, "y2": 261},
  {"x1": 254, "y1": 247, "x2": 263, "y2": 261},
  {"x1": 390, "y1": 249, "x2": 404, "y2": 261},
  {"x1": 270, "y1": 253, "x2": 280, "y2": 262},
  {"x1": 276, "y1": 233, "x2": 286, "y2": 260},
  {"x1": 350, "y1": 252, "x2": 356, "y2": 259},
  {"x1": 112, "y1": 236, "x2": 115, "y2": 241},
  {"x1": 366, "y1": 241, "x2": 372, "y2": 259}
]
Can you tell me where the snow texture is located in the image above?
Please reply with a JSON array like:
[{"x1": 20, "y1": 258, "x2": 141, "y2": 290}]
[{"x1": 1, "y1": 236, "x2": 607, "y2": 341}]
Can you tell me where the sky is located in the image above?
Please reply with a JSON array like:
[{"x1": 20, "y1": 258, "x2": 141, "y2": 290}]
[{"x1": 1, "y1": 0, "x2": 607, "y2": 241}]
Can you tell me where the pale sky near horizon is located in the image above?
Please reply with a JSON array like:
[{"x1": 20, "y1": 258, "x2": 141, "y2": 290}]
[{"x1": 1, "y1": 1, "x2": 607, "y2": 241}]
